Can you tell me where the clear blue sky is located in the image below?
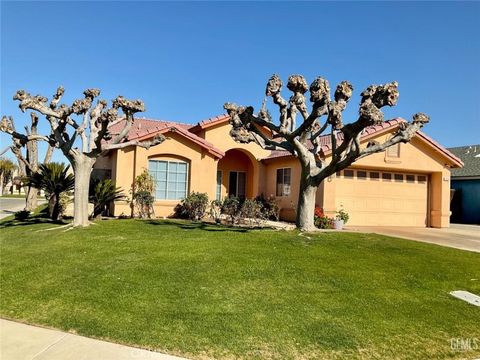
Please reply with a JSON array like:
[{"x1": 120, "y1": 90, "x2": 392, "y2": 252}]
[{"x1": 1, "y1": 1, "x2": 479, "y2": 163}]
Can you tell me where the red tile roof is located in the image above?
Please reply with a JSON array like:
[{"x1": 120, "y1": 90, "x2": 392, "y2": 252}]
[
  {"x1": 108, "y1": 115, "x2": 462, "y2": 168},
  {"x1": 189, "y1": 114, "x2": 230, "y2": 132},
  {"x1": 108, "y1": 117, "x2": 224, "y2": 159},
  {"x1": 416, "y1": 132, "x2": 463, "y2": 167}
]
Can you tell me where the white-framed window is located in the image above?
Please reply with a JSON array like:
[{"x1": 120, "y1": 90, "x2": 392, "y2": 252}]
[
  {"x1": 229, "y1": 171, "x2": 246, "y2": 199},
  {"x1": 216, "y1": 170, "x2": 222, "y2": 201},
  {"x1": 148, "y1": 160, "x2": 188, "y2": 200},
  {"x1": 276, "y1": 168, "x2": 291, "y2": 196}
]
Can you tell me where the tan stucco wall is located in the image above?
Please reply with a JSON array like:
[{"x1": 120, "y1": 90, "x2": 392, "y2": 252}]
[
  {"x1": 200, "y1": 123, "x2": 271, "y2": 160},
  {"x1": 200, "y1": 122, "x2": 269, "y2": 199},
  {"x1": 110, "y1": 132, "x2": 219, "y2": 217},
  {"x1": 262, "y1": 157, "x2": 301, "y2": 222}
]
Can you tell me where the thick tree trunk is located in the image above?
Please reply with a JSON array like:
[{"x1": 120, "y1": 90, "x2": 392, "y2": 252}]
[
  {"x1": 295, "y1": 178, "x2": 318, "y2": 232},
  {"x1": 72, "y1": 157, "x2": 94, "y2": 227},
  {"x1": 49, "y1": 194, "x2": 62, "y2": 221},
  {"x1": 48, "y1": 194, "x2": 57, "y2": 219},
  {"x1": 25, "y1": 186, "x2": 38, "y2": 212}
]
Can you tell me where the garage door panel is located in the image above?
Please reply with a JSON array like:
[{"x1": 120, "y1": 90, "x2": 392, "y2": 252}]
[{"x1": 335, "y1": 170, "x2": 428, "y2": 227}]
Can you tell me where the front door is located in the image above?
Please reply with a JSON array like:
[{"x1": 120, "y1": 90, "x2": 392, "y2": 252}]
[{"x1": 229, "y1": 171, "x2": 246, "y2": 199}]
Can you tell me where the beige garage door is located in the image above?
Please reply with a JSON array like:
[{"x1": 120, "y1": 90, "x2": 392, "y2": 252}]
[{"x1": 335, "y1": 169, "x2": 428, "y2": 227}]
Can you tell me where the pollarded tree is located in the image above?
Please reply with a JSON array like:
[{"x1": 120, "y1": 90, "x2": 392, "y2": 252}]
[
  {"x1": 1, "y1": 112, "x2": 54, "y2": 211},
  {"x1": 1, "y1": 87, "x2": 165, "y2": 227},
  {"x1": 224, "y1": 74, "x2": 430, "y2": 231}
]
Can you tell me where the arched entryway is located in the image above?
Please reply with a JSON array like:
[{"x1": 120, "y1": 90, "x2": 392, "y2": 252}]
[{"x1": 216, "y1": 149, "x2": 258, "y2": 200}]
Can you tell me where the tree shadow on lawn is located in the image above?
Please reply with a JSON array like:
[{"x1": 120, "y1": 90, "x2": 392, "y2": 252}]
[
  {"x1": 0, "y1": 207, "x2": 67, "y2": 229},
  {"x1": 143, "y1": 219, "x2": 257, "y2": 233}
]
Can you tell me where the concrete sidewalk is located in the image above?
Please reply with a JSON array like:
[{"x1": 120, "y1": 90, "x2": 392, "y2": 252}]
[
  {"x1": 349, "y1": 223, "x2": 480, "y2": 253},
  {"x1": 0, "y1": 319, "x2": 188, "y2": 360}
]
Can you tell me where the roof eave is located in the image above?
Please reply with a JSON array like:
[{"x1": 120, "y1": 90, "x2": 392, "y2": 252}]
[{"x1": 134, "y1": 127, "x2": 225, "y2": 159}]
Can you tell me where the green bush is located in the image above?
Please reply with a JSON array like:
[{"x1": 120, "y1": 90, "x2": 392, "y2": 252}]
[
  {"x1": 255, "y1": 194, "x2": 280, "y2": 221},
  {"x1": 222, "y1": 196, "x2": 241, "y2": 224},
  {"x1": 58, "y1": 192, "x2": 72, "y2": 218},
  {"x1": 25, "y1": 162, "x2": 74, "y2": 221},
  {"x1": 314, "y1": 206, "x2": 334, "y2": 229},
  {"x1": 14, "y1": 210, "x2": 30, "y2": 220},
  {"x1": 131, "y1": 169, "x2": 155, "y2": 219},
  {"x1": 132, "y1": 191, "x2": 154, "y2": 219},
  {"x1": 89, "y1": 179, "x2": 125, "y2": 218},
  {"x1": 174, "y1": 192, "x2": 209, "y2": 220},
  {"x1": 209, "y1": 200, "x2": 222, "y2": 223},
  {"x1": 240, "y1": 199, "x2": 264, "y2": 226}
]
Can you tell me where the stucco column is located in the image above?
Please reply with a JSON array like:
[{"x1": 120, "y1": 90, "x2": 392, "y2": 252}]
[{"x1": 430, "y1": 170, "x2": 451, "y2": 228}]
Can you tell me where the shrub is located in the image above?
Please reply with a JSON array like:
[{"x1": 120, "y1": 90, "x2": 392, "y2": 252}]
[
  {"x1": 58, "y1": 192, "x2": 72, "y2": 218},
  {"x1": 222, "y1": 196, "x2": 241, "y2": 224},
  {"x1": 25, "y1": 162, "x2": 74, "y2": 221},
  {"x1": 89, "y1": 179, "x2": 126, "y2": 218},
  {"x1": 132, "y1": 190, "x2": 154, "y2": 218},
  {"x1": 14, "y1": 210, "x2": 30, "y2": 220},
  {"x1": 255, "y1": 194, "x2": 280, "y2": 221},
  {"x1": 240, "y1": 198, "x2": 264, "y2": 226},
  {"x1": 314, "y1": 206, "x2": 334, "y2": 229},
  {"x1": 131, "y1": 170, "x2": 155, "y2": 218},
  {"x1": 209, "y1": 200, "x2": 222, "y2": 223},
  {"x1": 174, "y1": 192, "x2": 209, "y2": 220}
]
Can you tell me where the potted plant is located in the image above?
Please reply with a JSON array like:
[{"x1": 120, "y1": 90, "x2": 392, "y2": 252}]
[{"x1": 334, "y1": 208, "x2": 349, "y2": 230}]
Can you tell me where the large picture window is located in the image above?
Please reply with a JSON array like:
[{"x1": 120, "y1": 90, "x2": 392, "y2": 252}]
[
  {"x1": 148, "y1": 160, "x2": 188, "y2": 200},
  {"x1": 276, "y1": 168, "x2": 291, "y2": 196}
]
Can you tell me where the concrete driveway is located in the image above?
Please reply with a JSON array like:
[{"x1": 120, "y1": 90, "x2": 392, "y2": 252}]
[{"x1": 349, "y1": 224, "x2": 480, "y2": 253}]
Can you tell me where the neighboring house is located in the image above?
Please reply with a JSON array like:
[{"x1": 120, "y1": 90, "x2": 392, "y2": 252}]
[
  {"x1": 448, "y1": 145, "x2": 480, "y2": 224},
  {"x1": 94, "y1": 116, "x2": 462, "y2": 227}
]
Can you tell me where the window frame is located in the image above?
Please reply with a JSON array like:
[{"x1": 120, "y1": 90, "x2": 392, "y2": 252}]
[
  {"x1": 216, "y1": 170, "x2": 222, "y2": 201},
  {"x1": 148, "y1": 159, "x2": 189, "y2": 201},
  {"x1": 276, "y1": 167, "x2": 292, "y2": 197}
]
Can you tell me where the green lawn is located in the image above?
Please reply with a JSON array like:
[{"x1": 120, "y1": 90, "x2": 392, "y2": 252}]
[{"x1": 1, "y1": 217, "x2": 479, "y2": 360}]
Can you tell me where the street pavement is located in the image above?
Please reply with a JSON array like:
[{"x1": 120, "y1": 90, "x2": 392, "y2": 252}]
[{"x1": 0, "y1": 197, "x2": 28, "y2": 220}]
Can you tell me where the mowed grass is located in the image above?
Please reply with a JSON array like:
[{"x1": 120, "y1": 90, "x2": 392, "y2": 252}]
[{"x1": 1, "y1": 218, "x2": 479, "y2": 359}]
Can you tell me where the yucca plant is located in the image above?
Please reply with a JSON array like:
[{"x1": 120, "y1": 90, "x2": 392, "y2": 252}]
[
  {"x1": 89, "y1": 179, "x2": 126, "y2": 218},
  {"x1": 25, "y1": 163, "x2": 74, "y2": 221}
]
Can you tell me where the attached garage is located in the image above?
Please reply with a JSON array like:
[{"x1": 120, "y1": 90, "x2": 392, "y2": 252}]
[{"x1": 334, "y1": 168, "x2": 429, "y2": 227}]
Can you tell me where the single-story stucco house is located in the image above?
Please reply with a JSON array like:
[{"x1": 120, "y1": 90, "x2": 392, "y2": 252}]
[
  {"x1": 93, "y1": 115, "x2": 463, "y2": 227},
  {"x1": 448, "y1": 145, "x2": 480, "y2": 225}
]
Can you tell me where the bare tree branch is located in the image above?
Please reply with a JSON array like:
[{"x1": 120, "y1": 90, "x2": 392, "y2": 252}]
[
  {"x1": 102, "y1": 134, "x2": 165, "y2": 152},
  {"x1": 224, "y1": 74, "x2": 430, "y2": 230}
]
